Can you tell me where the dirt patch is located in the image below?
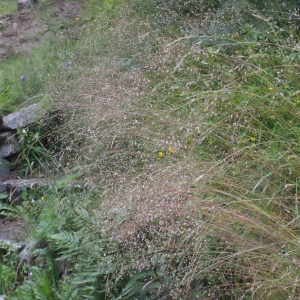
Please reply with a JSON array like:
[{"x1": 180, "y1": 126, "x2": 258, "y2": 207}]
[{"x1": 0, "y1": 0, "x2": 84, "y2": 59}]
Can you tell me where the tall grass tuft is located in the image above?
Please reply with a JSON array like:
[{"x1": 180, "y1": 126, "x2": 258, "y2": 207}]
[{"x1": 4, "y1": 0, "x2": 300, "y2": 299}]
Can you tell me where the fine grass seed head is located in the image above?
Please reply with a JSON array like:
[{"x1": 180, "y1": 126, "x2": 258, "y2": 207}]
[{"x1": 7, "y1": 0, "x2": 300, "y2": 299}]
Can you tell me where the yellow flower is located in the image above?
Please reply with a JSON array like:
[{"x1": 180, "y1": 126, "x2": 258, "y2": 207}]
[
  {"x1": 250, "y1": 137, "x2": 256, "y2": 142},
  {"x1": 168, "y1": 147, "x2": 174, "y2": 154},
  {"x1": 268, "y1": 87, "x2": 273, "y2": 91},
  {"x1": 158, "y1": 151, "x2": 164, "y2": 157},
  {"x1": 41, "y1": 196, "x2": 45, "y2": 201},
  {"x1": 76, "y1": 17, "x2": 80, "y2": 21},
  {"x1": 270, "y1": 115, "x2": 275, "y2": 119},
  {"x1": 202, "y1": 109, "x2": 208, "y2": 113}
]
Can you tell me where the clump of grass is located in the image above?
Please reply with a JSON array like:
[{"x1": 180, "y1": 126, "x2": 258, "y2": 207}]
[
  {"x1": 41, "y1": 0, "x2": 300, "y2": 298},
  {"x1": 5, "y1": 0, "x2": 300, "y2": 299}
]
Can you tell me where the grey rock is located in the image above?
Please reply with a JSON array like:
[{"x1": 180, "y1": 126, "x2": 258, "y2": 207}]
[
  {"x1": 0, "y1": 218, "x2": 27, "y2": 244},
  {"x1": 0, "y1": 158, "x2": 10, "y2": 176},
  {"x1": 0, "y1": 178, "x2": 94, "y2": 204},
  {"x1": 0, "y1": 179, "x2": 47, "y2": 204},
  {"x1": 0, "y1": 132, "x2": 20, "y2": 158},
  {"x1": 0, "y1": 132, "x2": 13, "y2": 146},
  {"x1": 0, "y1": 141, "x2": 20, "y2": 158},
  {"x1": 1, "y1": 178, "x2": 47, "y2": 189},
  {"x1": 19, "y1": 239, "x2": 37, "y2": 263},
  {"x1": 18, "y1": 0, "x2": 29, "y2": 11},
  {"x1": 2, "y1": 103, "x2": 44, "y2": 130},
  {"x1": 0, "y1": 239, "x2": 25, "y2": 251},
  {"x1": 18, "y1": 0, "x2": 38, "y2": 11}
]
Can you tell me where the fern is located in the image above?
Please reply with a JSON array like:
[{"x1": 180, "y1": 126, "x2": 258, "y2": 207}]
[
  {"x1": 116, "y1": 271, "x2": 159, "y2": 299},
  {"x1": 50, "y1": 231, "x2": 81, "y2": 244},
  {"x1": 74, "y1": 207, "x2": 90, "y2": 220}
]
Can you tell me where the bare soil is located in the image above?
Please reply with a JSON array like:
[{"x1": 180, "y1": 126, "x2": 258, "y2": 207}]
[{"x1": 0, "y1": 0, "x2": 84, "y2": 59}]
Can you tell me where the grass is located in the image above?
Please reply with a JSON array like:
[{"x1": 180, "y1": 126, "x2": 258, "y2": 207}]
[
  {"x1": 0, "y1": 0, "x2": 49, "y2": 15},
  {"x1": 2, "y1": 0, "x2": 300, "y2": 299},
  {"x1": 0, "y1": 0, "x2": 84, "y2": 114},
  {"x1": 0, "y1": 0, "x2": 18, "y2": 15}
]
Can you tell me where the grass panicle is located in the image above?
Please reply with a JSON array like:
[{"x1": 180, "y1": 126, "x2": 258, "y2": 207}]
[{"x1": 3, "y1": 0, "x2": 300, "y2": 299}]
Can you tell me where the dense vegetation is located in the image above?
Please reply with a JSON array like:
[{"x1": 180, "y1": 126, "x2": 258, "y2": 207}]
[{"x1": 2, "y1": 0, "x2": 300, "y2": 299}]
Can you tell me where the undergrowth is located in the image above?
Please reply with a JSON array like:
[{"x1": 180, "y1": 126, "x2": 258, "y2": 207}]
[{"x1": 2, "y1": 0, "x2": 300, "y2": 299}]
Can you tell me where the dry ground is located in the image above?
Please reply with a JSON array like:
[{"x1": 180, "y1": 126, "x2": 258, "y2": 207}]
[{"x1": 0, "y1": 0, "x2": 84, "y2": 59}]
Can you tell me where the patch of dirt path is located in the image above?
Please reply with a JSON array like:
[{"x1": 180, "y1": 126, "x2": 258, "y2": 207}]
[{"x1": 0, "y1": 0, "x2": 84, "y2": 59}]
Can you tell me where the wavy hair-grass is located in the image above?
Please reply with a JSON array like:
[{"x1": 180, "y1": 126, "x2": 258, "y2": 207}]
[{"x1": 43, "y1": 0, "x2": 300, "y2": 298}]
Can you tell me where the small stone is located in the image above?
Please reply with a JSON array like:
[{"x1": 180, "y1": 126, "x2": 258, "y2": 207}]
[
  {"x1": 17, "y1": 0, "x2": 38, "y2": 11},
  {"x1": 18, "y1": 0, "x2": 29, "y2": 11},
  {"x1": 0, "y1": 143, "x2": 20, "y2": 158},
  {"x1": 3, "y1": 103, "x2": 44, "y2": 129},
  {"x1": 0, "y1": 134, "x2": 20, "y2": 158},
  {"x1": 0, "y1": 179, "x2": 47, "y2": 204}
]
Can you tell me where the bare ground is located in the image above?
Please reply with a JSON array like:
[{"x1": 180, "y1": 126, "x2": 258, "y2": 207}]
[{"x1": 0, "y1": 0, "x2": 84, "y2": 59}]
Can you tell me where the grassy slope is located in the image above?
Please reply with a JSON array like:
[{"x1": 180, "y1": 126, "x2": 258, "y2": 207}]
[
  {"x1": 2, "y1": 0, "x2": 300, "y2": 299},
  {"x1": 0, "y1": 0, "x2": 84, "y2": 115}
]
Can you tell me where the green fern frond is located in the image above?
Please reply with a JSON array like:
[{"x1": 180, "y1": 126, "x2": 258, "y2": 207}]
[
  {"x1": 74, "y1": 208, "x2": 90, "y2": 220},
  {"x1": 116, "y1": 271, "x2": 158, "y2": 299},
  {"x1": 50, "y1": 231, "x2": 80, "y2": 244}
]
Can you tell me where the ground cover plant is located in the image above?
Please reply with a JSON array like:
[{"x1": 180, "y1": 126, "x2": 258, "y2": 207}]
[{"x1": 2, "y1": 0, "x2": 300, "y2": 299}]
